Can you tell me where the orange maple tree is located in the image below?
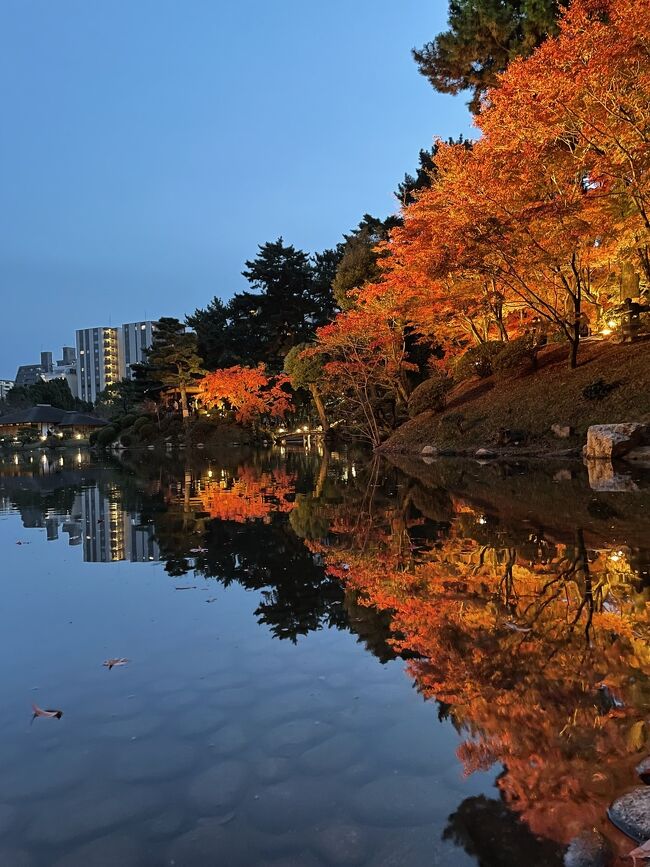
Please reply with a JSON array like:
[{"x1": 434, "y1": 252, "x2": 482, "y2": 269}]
[{"x1": 197, "y1": 364, "x2": 293, "y2": 425}]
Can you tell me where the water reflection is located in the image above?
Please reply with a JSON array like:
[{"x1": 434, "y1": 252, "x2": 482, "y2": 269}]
[{"x1": 0, "y1": 447, "x2": 647, "y2": 864}]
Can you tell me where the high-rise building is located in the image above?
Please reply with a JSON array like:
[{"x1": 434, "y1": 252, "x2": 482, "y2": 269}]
[
  {"x1": 59, "y1": 346, "x2": 76, "y2": 366},
  {"x1": 119, "y1": 321, "x2": 155, "y2": 379},
  {"x1": 0, "y1": 380, "x2": 14, "y2": 400},
  {"x1": 75, "y1": 327, "x2": 121, "y2": 403},
  {"x1": 75, "y1": 322, "x2": 156, "y2": 400},
  {"x1": 40, "y1": 351, "x2": 53, "y2": 374}
]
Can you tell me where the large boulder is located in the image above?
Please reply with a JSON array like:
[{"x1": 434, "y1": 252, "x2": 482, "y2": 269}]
[
  {"x1": 585, "y1": 424, "x2": 647, "y2": 461},
  {"x1": 608, "y1": 787, "x2": 650, "y2": 842},
  {"x1": 587, "y1": 460, "x2": 639, "y2": 492},
  {"x1": 564, "y1": 829, "x2": 612, "y2": 867}
]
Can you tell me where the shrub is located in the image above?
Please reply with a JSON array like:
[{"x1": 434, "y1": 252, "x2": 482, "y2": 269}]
[
  {"x1": 453, "y1": 341, "x2": 505, "y2": 381},
  {"x1": 135, "y1": 422, "x2": 156, "y2": 442},
  {"x1": 119, "y1": 433, "x2": 133, "y2": 447},
  {"x1": 132, "y1": 415, "x2": 151, "y2": 433},
  {"x1": 95, "y1": 426, "x2": 118, "y2": 447},
  {"x1": 582, "y1": 378, "x2": 617, "y2": 401},
  {"x1": 492, "y1": 336, "x2": 538, "y2": 379},
  {"x1": 408, "y1": 374, "x2": 453, "y2": 418},
  {"x1": 119, "y1": 413, "x2": 138, "y2": 430}
]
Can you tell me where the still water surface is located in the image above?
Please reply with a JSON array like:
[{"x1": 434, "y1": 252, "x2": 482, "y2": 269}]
[{"x1": 0, "y1": 447, "x2": 648, "y2": 866}]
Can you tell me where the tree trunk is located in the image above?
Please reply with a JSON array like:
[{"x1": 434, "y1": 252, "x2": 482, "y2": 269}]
[
  {"x1": 179, "y1": 386, "x2": 190, "y2": 420},
  {"x1": 309, "y1": 384, "x2": 329, "y2": 432}
]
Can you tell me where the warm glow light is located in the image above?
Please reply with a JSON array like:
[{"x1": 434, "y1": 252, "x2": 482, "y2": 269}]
[
  {"x1": 601, "y1": 327, "x2": 612, "y2": 336},
  {"x1": 607, "y1": 319, "x2": 617, "y2": 328},
  {"x1": 75, "y1": 433, "x2": 82, "y2": 440}
]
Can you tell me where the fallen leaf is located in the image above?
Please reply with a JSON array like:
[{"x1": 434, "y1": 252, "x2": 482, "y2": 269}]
[
  {"x1": 32, "y1": 703, "x2": 63, "y2": 720},
  {"x1": 103, "y1": 658, "x2": 129, "y2": 670},
  {"x1": 627, "y1": 839, "x2": 650, "y2": 862}
]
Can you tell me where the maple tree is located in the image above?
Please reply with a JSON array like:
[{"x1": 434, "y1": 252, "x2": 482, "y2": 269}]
[
  {"x1": 312, "y1": 303, "x2": 416, "y2": 448},
  {"x1": 197, "y1": 364, "x2": 293, "y2": 425}
]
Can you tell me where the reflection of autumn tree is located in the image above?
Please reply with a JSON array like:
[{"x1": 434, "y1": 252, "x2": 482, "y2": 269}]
[
  {"x1": 199, "y1": 466, "x2": 295, "y2": 523},
  {"x1": 320, "y1": 494, "x2": 649, "y2": 856}
]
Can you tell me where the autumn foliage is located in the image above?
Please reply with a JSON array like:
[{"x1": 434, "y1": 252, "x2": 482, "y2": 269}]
[
  {"x1": 200, "y1": 466, "x2": 295, "y2": 523},
  {"x1": 197, "y1": 364, "x2": 293, "y2": 424},
  {"x1": 314, "y1": 0, "x2": 650, "y2": 382}
]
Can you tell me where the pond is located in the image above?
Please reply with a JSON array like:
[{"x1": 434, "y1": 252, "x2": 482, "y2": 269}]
[{"x1": 0, "y1": 447, "x2": 648, "y2": 866}]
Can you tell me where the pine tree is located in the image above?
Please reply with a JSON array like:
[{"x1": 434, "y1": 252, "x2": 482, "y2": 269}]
[{"x1": 413, "y1": 0, "x2": 558, "y2": 113}]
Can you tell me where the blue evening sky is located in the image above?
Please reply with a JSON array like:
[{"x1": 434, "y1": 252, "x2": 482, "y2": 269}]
[{"x1": 0, "y1": 0, "x2": 473, "y2": 378}]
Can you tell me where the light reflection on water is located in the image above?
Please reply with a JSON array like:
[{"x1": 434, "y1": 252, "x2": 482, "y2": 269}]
[{"x1": 0, "y1": 447, "x2": 647, "y2": 866}]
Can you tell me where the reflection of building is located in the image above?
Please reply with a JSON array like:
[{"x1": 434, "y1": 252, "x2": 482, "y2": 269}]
[{"x1": 75, "y1": 486, "x2": 159, "y2": 563}]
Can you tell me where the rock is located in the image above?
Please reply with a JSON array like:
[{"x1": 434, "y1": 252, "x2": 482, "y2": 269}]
[
  {"x1": 166, "y1": 818, "x2": 256, "y2": 867},
  {"x1": 607, "y1": 786, "x2": 650, "y2": 842},
  {"x1": 552, "y1": 423, "x2": 573, "y2": 439},
  {"x1": 0, "y1": 848, "x2": 33, "y2": 867},
  {"x1": 585, "y1": 423, "x2": 647, "y2": 461},
  {"x1": 313, "y1": 823, "x2": 371, "y2": 865},
  {"x1": 636, "y1": 755, "x2": 650, "y2": 784},
  {"x1": 254, "y1": 755, "x2": 293, "y2": 784},
  {"x1": 0, "y1": 804, "x2": 17, "y2": 837},
  {"x1": 142, "y1": 807, "x2": 186, "y2": 838},
  {"x1": 475, "y1": 448, "x2": 497, "y2": 459},
  {"x1": 27, "y1": 784, "x2": 162, "y2": 845},
  {"x1": 564, "y1": 829, "x2": 612, "y2": 867},
  {"x1": 623, "y1": 445, "x2": 650, "y2": 467},
  {"x1": 187, "y1": 759, "x2": 249, "y2": 815},
  {"x1": 112, "y1": 740, "x2": 196, "y2": 783},
  {"x1": 300, "y1": 733, "x2": 362, "y2": 775},
  {"x1": 4, "y1": 749, "x2": 90, "y2": 799},
  {"x1": 207, "y1": 722, "x2": 248, "y2": 755},
  {"x1": 497, "y1": 428, "x2": 527, "y2": 446},
  {"x1": 350, "y1": 774, "x2": 449, "y2": 827},
  {"x1": 52, "y1": 834, "x2": 141, "y2": 867},
  {"x1": 244, "y1": 778, "x2": 327, "y2": 834},
  {"x1": 421, "y1": 445, "x2": 437, "y2": 456},
  {"x1": 263, "y1": 718, "x2": 333, "y2": 757},
  {"x1": 587, "y1": 461, "x2": 638, "y2": 492}
]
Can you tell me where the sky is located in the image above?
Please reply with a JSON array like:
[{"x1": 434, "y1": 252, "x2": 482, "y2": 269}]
[{"x1": 0, "y1": 0, "x2": 473, "y2": 378}]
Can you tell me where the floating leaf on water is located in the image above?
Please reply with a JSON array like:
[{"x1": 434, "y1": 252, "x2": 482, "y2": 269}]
[
  {"x1": 31, "y1": 703, "x2": 63, "y2": 720},
  {"x1": 627, "y1": 839, "x2": 650, "y2": 862},
  {"x1": 103, "y1": 658, "x2": 129, "y2": 670}
]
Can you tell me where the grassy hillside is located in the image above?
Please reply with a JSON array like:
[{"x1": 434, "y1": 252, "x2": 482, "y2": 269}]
[{"x1": 381, "y1": 339, "x2": 650, "y2": 456}]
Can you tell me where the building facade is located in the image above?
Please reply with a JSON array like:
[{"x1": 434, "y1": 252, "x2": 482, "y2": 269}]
[
  {"x1": 119, "y1": 321, "x2": 155, "y2": 379},
  {"x1": 0, "y1": 380, "x2": 14, "y2": 401},
  {"x1": 75, "y1": 322, "x2": 155, "y2": 401},
  {"x1": 76, "y1": 327, "x2": 121, "y2": 403}
]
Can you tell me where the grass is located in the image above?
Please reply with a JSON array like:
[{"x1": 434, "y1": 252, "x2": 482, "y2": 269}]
[{"x1": 381, "y1": 338, "x2": 650, "y2": 455}]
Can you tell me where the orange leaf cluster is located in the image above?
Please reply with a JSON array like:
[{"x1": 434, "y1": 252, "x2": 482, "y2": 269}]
[{"x1": 198, "y1": 364, "x2": 293, "y2": 424}]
